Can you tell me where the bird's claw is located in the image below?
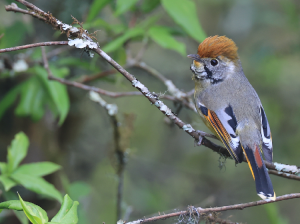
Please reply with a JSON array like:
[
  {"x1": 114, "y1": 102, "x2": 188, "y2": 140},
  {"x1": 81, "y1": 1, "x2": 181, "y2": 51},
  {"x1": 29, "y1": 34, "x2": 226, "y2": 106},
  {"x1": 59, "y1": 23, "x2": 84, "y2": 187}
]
[{"x1": 195, "y1": 130, "x2": 204, "y2": 146}]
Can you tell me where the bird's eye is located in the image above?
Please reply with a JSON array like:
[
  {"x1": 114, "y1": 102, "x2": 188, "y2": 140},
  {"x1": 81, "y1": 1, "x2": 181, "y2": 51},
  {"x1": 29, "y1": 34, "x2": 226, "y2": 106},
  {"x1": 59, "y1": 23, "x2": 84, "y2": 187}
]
[{"x1": 210, "y1": 59, "x2": 218, "y2": 66}]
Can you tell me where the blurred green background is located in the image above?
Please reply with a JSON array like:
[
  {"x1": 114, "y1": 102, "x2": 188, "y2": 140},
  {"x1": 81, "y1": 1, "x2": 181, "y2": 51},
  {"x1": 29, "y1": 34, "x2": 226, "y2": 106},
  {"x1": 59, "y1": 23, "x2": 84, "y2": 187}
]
[{"x1": 0, "y1": 0, "x2": 300, "y2": 223}]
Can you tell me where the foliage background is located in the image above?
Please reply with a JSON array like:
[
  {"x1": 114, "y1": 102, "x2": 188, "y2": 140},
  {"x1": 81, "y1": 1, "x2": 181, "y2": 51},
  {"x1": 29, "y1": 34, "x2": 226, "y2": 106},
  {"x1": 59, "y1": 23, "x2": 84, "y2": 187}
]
[{"x1": 0, "y1": 0, "x2": 300, "y2": 223}]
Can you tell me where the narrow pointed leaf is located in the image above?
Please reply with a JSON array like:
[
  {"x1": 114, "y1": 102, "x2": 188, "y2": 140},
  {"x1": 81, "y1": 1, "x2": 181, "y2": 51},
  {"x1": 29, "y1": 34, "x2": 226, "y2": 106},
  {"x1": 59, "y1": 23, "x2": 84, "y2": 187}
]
[
  {"x1": 102, "y1": 27, "x2": 144, "y2": 53},
  {"x1": 149, "y1": 26, "x2": 186, "y2": 55},
  {"x1": 0, "y1": 175, "x2": 17, "y2": 191},
  {"x1": 18, "y1": 194, "x2": 45, "y2": 224},
  {"x1": 0, "y1": 84, "x2": 21, "y2": 120},
  {"x1": 115, "y1": 0, "x2": 139, "y2": 16},
  {"x1": 11, "y1": 173, "x2": 63, "y2": 202},
  {"x1": 2, "y1": 191, "x2": 29, "y2": 224},
  {"x1": 161, "y1": 0, "x2": 206, "y2": 42},
  {"x1": 86, "y1": 0, "x2": 111, "y2": 22},
  {"x1": 13, "y1": 162, "x2": 61, "y2": 177},
  {"x1": 7, "y1": 132, "x2": 29, "y2": 174},
  {"x1": 0, "y1": 162, "x2": 7, "y2": 174},
  {"x1": 33, "y1": 65, "x2": 70, "y2": 125}
]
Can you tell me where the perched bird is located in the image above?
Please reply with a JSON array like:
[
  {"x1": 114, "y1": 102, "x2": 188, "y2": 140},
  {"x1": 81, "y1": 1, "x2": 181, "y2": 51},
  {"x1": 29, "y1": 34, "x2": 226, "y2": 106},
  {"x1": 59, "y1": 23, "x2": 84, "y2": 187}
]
[{"x1": 188, "y1": 35, "x2": 275, "y2": 201}]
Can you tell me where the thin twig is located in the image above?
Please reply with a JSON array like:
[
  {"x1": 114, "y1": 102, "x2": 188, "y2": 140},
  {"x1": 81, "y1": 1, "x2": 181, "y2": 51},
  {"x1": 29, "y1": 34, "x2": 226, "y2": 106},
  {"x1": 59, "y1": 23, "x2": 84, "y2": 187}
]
[
  {"x1": 89, "y1": 91, "x2": 125, "y2": 221},
  {"x1": 268, "y1": 170, "x2": 300, "y2": 181},
  {"x1": 15, "y1": 0, "x2": 46, "y2": 15},
  {"x1": 0, "y1": 41, "x2": 68, "y2": 53},
  {"x1": 134, "y1": 62, "x2": 168, "y2": 83},
  {"x1": 125, "y1": 193, "x2": 300, "y2": 223},
  {"x1": 5, "y1": 3, "x2": 46, "y2": 21}
]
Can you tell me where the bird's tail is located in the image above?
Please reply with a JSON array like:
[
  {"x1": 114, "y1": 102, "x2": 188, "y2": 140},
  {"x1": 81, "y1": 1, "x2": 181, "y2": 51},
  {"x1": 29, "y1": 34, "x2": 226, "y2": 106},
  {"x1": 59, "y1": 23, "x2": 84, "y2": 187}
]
[{"x1": 243, "y1": 145, "x2": 276, "y2": 201}]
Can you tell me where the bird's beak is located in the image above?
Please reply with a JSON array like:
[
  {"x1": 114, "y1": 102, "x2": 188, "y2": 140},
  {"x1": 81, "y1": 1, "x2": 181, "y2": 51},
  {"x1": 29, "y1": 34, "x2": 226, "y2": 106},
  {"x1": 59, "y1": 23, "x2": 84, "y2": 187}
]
[{"x1": 187, "y1": 54, "x2": 202, "y2": 62}]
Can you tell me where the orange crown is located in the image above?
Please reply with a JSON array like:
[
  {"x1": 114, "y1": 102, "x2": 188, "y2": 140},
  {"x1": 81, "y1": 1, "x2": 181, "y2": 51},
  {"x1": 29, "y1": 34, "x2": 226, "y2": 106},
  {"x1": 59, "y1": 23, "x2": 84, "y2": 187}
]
[{"x1": 197, "y1": 35, "x2": 238, "y2": 60}]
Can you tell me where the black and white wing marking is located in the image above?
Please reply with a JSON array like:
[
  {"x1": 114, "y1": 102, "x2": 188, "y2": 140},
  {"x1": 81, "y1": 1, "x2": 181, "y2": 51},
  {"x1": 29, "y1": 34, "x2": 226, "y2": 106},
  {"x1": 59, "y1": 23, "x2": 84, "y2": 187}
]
[
  {"x1": 198, "y1": 102, "x2": 244, "y2": 163},
  {"x1": 260, "y1": 106, "x2": 273, "y2": 162}
]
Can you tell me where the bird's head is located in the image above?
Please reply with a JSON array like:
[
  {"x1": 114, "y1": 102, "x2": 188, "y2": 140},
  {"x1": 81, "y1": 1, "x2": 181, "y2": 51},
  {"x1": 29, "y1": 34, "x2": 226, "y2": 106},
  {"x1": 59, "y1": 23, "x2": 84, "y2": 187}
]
[{"x1": 188, "y1": 35, "x2": 239, "y2": 86}]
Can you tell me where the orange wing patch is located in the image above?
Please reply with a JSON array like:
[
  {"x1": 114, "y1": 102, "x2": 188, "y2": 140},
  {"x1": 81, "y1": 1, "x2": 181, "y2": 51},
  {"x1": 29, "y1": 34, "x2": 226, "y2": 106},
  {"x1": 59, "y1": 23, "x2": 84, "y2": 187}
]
[{"x1": 203, "y1": 109, "x2": 240, "y2": 162}]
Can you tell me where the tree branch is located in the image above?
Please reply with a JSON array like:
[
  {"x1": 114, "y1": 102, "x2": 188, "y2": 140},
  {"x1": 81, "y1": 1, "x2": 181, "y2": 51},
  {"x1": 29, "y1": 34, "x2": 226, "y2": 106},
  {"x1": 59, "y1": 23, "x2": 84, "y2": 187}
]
[
  {"x1": 5, "y1": 0, "x2": 300, "y2": 183},
  {"x1": 125, "y1": 193, "x2": 300, "y2": 223},
  {"x1": 0, "y1": 41, "x2": 68, "y2": 53},
  {"x1": 5, "y1": 3, "x2": 46, "y2": 21}
]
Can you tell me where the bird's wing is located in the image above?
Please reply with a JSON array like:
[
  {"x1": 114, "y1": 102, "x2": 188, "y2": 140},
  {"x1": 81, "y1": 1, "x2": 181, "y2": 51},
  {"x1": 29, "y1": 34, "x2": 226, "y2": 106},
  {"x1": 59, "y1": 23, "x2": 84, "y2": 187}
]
[
  {"x1": 260, "y1": 107, "x2": 273, "y2": 162},
  {"x1": 198, "y1": 102, "x2": 244, "y2": 163}
]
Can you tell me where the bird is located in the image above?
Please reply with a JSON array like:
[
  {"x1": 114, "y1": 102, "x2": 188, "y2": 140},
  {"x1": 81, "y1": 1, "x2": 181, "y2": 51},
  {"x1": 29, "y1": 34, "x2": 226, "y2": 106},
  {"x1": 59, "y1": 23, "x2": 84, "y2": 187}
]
[{"x1": 188, "y1": 35, "x2": 275, "y2": 201}]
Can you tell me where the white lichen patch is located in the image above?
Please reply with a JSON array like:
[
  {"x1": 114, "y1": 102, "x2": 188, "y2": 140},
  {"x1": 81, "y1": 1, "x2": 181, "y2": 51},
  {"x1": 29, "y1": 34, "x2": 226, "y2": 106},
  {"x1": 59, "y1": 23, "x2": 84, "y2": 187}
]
[
  {"x1": 145, "y1": 92, "x2": 155, "y2": 98},
  {"x1": 132, "y1": 80, "x2": 149, "y2": 93},
  {"x1": 89, "y1": 91, "x2": 118, "y2": 116},
  {"x1": 160, "y1": 104, "x2": 172, "y2": 115},
  {"x1": 125, "y1": 220, "x2": 143, "y2": 224},
  {"x1": 154, "y1": 100, "x2": 162, "y2": 108},
  {"x1": 182, "y1": 124, "x2": 194, "y2": 133},
  {"x1": 70, "y1": 27, "x2": 79, "y2": 33},
  {"x1": 56, "y1": 19, "x2": 62, "y2": 25},
  {"x1": 274, "y1": 162, "x2": 299, "y2": 174},
  {"x1": 13, "y1": 59, "x2": 28, "y2": 72},
  {"x1": 106, "y1": 104, "x2": 118, "y2": 116},
  {"x1": 68, "y1": 38, "x2": 98, "y2": 49},
  {"x1": 62, "y1": 23, "x2": 72, "y2": 30}
]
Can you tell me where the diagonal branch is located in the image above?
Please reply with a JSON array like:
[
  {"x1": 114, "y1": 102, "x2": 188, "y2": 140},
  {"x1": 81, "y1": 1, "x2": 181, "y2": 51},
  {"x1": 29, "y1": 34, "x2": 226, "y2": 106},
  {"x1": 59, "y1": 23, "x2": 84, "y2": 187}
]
[{"x1": 5, "y1": 0, "x2": 300, "y2": 182}]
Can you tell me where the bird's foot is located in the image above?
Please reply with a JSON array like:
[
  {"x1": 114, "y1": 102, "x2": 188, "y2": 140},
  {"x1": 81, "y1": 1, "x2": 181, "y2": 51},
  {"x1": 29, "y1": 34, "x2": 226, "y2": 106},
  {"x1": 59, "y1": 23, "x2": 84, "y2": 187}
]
[{"x1": 194, "y1": 130, "x2": 205, "y2": 146}]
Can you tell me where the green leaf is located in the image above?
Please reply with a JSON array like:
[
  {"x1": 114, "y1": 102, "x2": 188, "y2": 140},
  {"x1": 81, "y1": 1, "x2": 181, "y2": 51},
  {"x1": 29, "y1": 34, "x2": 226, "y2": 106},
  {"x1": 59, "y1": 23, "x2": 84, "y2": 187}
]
[
  {"x1": 0, "y1": 175, "x2": 17, "y2": 191},
  {"x1": 0, "y1": 21, "x2": 32, "y2": 49},
  {"x1": 0, "y1": 162, "x2": 7, "y2": 174},
  {"x1": 33, "y1": 66, "x2": 70, "y2": 125},
  {"x1": 0, "y1": 84, "x2": 22, "y2": 120},
  {"x1": 0, "y1": 200, "x2": 27, "y2": 211},
  {"x1": 161, "y1": 0, "x2": 206, "y2": 42},
  {"x1": 148, "y1": 26, "x2": 186, "y2": 55},
  {"x1": 0, "y1": 198, "x2": 48, "y2": 224},
  {"x1": 2, "y1": 191, "x2": 29, "y2": 224},
  {"x1": 13, "y1": 162, "x2": 61, "y2": 177},
  {"x1": 11, "y1": 173, "x2": 63, "y2": 202},
  {"x1": 86, "y1": 0, "x2": 111, "y2": 22},
  {"x1": 15, "y1": 77, "x2": 45, "y2": 121},
  {"x1": 18, "y1": 194, "x2": 48, "y2": 224},
  {"x1": 115, "y1": 0, "x2": 139, "y2": 16},
  {"x1": 51, "y1": 195, "x2": 79, "y2": 224},
  {"x1": 102, "y1": 27, "x2": 144, "y2": 53},
  {"x1": 7, "y1": 132, "x2": 29, "y2": 174},
  {"x1": 141, "y1": 0, "x2": 160, "y2": 13}
]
